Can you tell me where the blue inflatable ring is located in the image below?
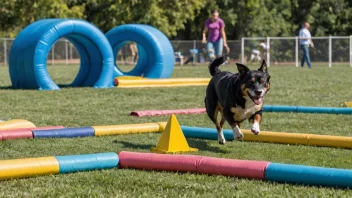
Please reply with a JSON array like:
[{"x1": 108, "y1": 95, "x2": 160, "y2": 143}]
[
  {"x1": 9, "y1": 19, "x2": 115, "y2": 90},
  {"x1": 105, "y1": 24, "x2": 174, "y2": 78}
]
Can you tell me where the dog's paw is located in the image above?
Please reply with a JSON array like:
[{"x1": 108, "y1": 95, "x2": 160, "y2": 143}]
[
  {"x1": 218, "y1": 139, "x2": 226, "y2": 145},
  {"x1": 218, "y1": 130, "x2": 226, "y2": 144},
  {"x1": 233, "y1": 126, "x2": 244, "y2": 140},
  {"x1": 251, "y1": 122, "x2": 260, "y2": 135}
]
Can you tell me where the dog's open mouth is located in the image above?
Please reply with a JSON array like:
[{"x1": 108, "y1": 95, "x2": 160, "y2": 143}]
[{"x1": 247, "y1": 92, "x2": 263, "y2": 105}]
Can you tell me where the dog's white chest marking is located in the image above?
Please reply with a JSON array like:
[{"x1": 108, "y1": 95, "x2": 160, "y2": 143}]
[{"x1": 231, "y1": 97, "x2": 262, "y2": 121}]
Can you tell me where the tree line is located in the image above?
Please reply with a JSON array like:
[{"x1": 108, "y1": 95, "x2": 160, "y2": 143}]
[{"x1": 1, "y1": 0, "x2": 351, "y2": 39}]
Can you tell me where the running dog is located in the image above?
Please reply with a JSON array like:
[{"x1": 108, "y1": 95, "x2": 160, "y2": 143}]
[{"x1": 204, "y1": 56, "x2": 270, "y2": 144}]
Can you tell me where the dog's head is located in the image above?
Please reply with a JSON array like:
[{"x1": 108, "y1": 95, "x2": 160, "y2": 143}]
[{"x1": 236, "y1": 60, "x2": 270, "y2": 105}]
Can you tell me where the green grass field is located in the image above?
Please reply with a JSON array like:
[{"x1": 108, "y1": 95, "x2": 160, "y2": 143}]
[{"x1": 0, "y1": 64, "x2": 352, "y2": 197}]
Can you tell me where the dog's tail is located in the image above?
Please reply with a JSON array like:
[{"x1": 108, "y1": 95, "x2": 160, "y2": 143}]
[{"x1": 208, "y1": 55, "x2": 227, "y2": 76}]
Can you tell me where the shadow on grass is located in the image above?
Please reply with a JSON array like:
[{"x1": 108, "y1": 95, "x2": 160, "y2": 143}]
[
  {"x1": 0, "y1": 86, "x2": 14, "y2": 90},
  {"x1": 113, "y1": 139, "x2": 229, "y2": 154},
  {"x1": 187, "y1": 138, "x2": 230, "y2": 154},
  {"x1": 113, "y1": 140, "x2": 154, "y2": 150}
]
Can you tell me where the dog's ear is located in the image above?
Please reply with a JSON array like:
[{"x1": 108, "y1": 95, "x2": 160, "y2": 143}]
[
  {"x1": 258, "y1": 59, "x2": 268, "y2": 73},
  {"x1": 236, "y1": 63, "x2": 250, "y2": 76}
]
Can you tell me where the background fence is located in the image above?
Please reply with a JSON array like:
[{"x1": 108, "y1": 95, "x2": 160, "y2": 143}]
[{"x1": 0, "y1": 36, "x2": 351, "y2": 67}]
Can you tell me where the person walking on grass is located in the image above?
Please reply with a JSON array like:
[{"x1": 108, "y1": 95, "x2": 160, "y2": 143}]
[
  {"x1": 202, "y1": 10, "x2": 229, "y2": 61},
  {"x1": 299, "y1": 22, "x2": 314, "y2": 68}
]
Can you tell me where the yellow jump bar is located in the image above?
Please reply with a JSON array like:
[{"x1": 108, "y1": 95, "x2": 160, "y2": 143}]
[{"x1": 114, "y1": 78, "x2": 210, "y2": 88}]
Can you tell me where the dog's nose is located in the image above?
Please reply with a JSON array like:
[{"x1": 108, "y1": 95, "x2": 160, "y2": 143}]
[{"x1": 255, "y1": 90, "x2": 262, "y2": 95}]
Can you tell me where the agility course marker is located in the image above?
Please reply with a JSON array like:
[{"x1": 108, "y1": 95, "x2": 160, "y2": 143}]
[
  {"x1": 0, "y1": 125, "x2": 65, "y2": 140},
  {"x1": 29, "y1": 126, "x2": 65, "y2": 131},
  {"x1": 0, "y1": 157, "x2": 59, "y2": 180},
  {"x1": 131, "y1": 108, "x2": 206, "y2": 117},
  {"x1": 0, "y1": 122, "x2": 168, "y2": 141},
  {"x1": 345, "y1": 102, "x2": 352, "y2": 107},
  {"x1": 33, "y1": 127, "x2": 95, "y2": 138},
  {"x1": 151, "y1": 115, "x2": 198, "y2": 154},
  {"x1": 93, "y1": 122, "x2": 167, "y2": 136},
  {"x1": 181, "y1": 126, "x2": 352, "y2": 149},
  {"x1": 131, "y1": 105, "x2": 352, "y2": 117},
  {"x1": 119, "y1": 151, "x2": 352, "y2": 188},
  {"x1": 55, "y1": 153, "x2": 119, "y2": 174},
  {"x1": 119, "y1": 151, "x2": 269, "y2": 179},
  {"x1": 1, "y1": 151, "x2": 351, "y2": 188},
  {"x1": 114, "y1": 78, "x2": 210, "y2": 88},
  {"x1": 0, "y1": 119, "x2": 36, "y2": 130},
  {"x1": 265, "y1": 163, "x2": 352, "y2": 188},
  {"x1": 0, "y1": 129, "x2": 33, "y2": 140},
  {"x1": 2, "y1": 119, "x2": 352, "y2": 150},
  {"x1": 263, "y1": 105, "x2": 352, "y2": 114},
  {"x1": 0, "y1": 152, "x2": 118, "y2": 180}
]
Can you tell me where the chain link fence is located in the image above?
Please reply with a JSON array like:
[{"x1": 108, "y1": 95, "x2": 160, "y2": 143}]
[
  {"x1": 242, "y1": 36, "x2": 352, "y2": 67},
  {"x1": 1, "y1": 36, "x2": 351, "y2": 67}
]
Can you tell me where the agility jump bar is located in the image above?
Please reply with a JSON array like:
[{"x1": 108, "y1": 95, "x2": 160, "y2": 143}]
[
  {"x1": 3, "y1": 122, "x2": 352, "y2": 149},
  {"x1": 0, "y1": 122, "x2": 167, "y2": 141},
  {"x1": 1, "y1": 151, "x2": 352, "y2": 188},
  {"x1": 114, "y1": 78, "x2": 210, "y2": 88},
  {"x1": 263, "y1": 105, "x2": 352, "y2": 114},
  {"x1": 181, "y1": 126, "x2": 352, "y2": 149},
  {"x1": 131, "y1": 105, "x2": 352, "y2": 117},
  {"x1": 345, "y1": 102, "x2": 352, "y2": 107},
  {"x1": 0, "y1": 152, "x2": 118, "y2": 180}
]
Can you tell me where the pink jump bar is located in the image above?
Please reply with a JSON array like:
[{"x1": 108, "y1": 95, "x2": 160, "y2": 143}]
[{"x1": 119, "y1": 151, "x2": 270, "y2": 179}]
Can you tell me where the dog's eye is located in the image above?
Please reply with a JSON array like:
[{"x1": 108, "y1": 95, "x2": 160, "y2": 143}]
[{"x1": 248, "y1": 78, "x2": 255, "y2": 84}]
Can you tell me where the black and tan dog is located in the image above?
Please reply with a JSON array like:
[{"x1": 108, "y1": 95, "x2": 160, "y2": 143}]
[{"x1": 205, "y1": 56, "x2": 270, "y2": 144}]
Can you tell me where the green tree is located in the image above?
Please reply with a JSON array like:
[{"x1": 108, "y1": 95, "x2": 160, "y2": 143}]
[
  {"x1": 0, "y1": 0, "x2": 84, "y2": 37},
  {"x1": 309, "y1": 0, "x2": 352, "y2": 36},
  {"x1": 69, "y1": 0, "x2": 205, "y2": 37}
]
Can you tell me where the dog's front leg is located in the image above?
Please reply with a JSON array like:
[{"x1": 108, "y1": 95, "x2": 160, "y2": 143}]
[
  {"x1": 251, "y1": 113, "x2": 261, "y2": 135},
  {"x1": 223, "y1": 108, "x2": 244, "y2": 140},
  {"x1": 231, "y1": 122, "x2": 244, "y2": 140}
]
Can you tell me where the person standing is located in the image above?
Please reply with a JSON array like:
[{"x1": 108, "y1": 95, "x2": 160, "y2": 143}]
[
  {"x1": 202, "y1": 10, "x2": 228, "y2": 61},
  {"x1": 129, "y1": 42, "x2": 138, "y2": 63},
  {"x1": 299, "y1": 22, "x2": 314, "y2": 68}
]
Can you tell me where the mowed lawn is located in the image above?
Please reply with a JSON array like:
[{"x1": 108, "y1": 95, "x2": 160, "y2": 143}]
[{"x1": 0, "y1": 63, "x2": 352, "y2": 197}]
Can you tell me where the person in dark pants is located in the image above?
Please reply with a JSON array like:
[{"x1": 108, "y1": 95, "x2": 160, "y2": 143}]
[{"x1": 299, "y1": 22, "x2": 314, "y2": 68}]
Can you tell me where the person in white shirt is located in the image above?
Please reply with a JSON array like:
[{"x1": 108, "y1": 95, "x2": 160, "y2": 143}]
[
  {"x1": 250, "y1": 40, "x2": 269, "y2": 64},
  {"x1": 299, "y1": 22, "x2": 314, "y2": 68},
  {"x1": 259, "y1": 40, "x2": 269, "y2": 59},
  {"x1": 250, "y1": 49, "x2": 262, "y2": 64}
]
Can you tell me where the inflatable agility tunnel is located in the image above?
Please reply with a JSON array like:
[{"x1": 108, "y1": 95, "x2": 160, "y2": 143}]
[
  {"x1": 105, "y1": 24, "x2": 174, "y2": 78},
  {"x1": 9, "y1": 19, "x2": 174, "y2": 90}
]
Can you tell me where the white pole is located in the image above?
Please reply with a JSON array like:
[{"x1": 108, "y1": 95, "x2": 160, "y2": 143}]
[
  {"x1": 3, "y1": 39, "x2": 7, "y2": 66},
  {"x1": 350, "y1": 35, "x2": 352, "y2": 67},
  {"x1": 295, "y1": 36, "x2": 298, "y2": 67},
  {"x1": 266, "y1": 37, "x2": 270, "y2": 67},
  {"x1": 328, "y1": 36, "x2": 332, "y2": 68},
  {"x1": 65, "y1": 40, "x2": 68, "y2": 65},
  {"x1": 241, "y1": 37, "x2": 244, "y2": 64}
]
